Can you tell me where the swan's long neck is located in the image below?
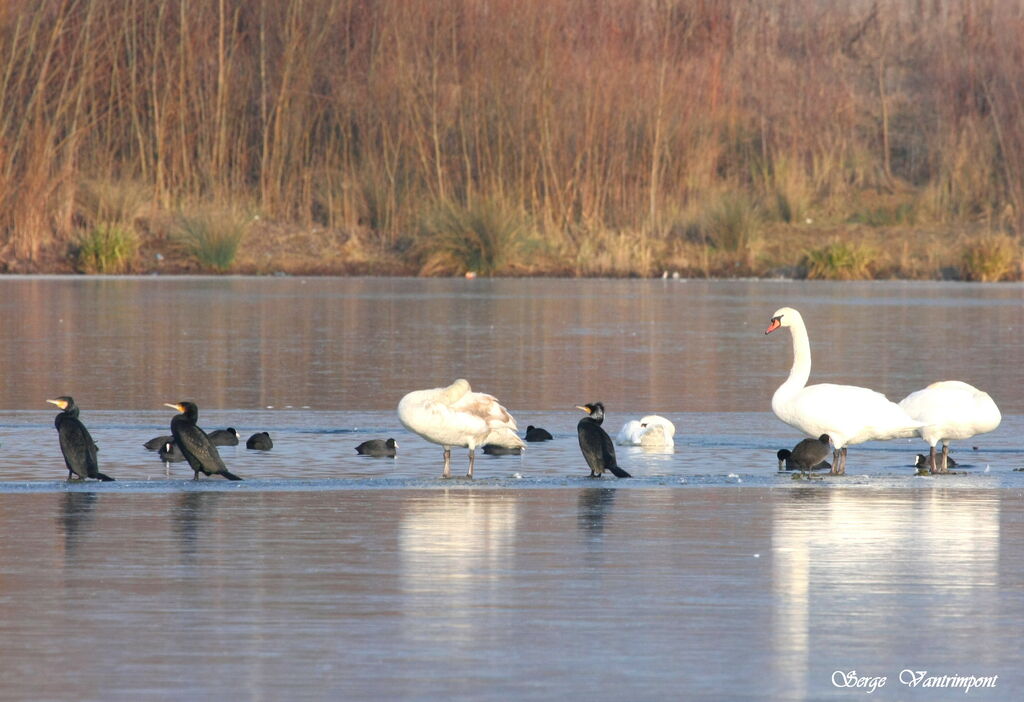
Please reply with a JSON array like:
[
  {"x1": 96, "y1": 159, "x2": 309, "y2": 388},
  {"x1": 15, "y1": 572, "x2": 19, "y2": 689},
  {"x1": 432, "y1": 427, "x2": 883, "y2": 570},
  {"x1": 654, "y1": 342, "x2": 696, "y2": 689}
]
[{"x1": 778, "y1": 319, "x2": 812, "y2": 398}]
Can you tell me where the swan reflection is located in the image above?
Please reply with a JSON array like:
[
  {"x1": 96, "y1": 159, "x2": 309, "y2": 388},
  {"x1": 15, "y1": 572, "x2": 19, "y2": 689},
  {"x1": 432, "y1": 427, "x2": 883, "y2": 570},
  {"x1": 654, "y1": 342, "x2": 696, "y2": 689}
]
[
  {"x1": 398, "y1": 491, "x2": 518, "y2": 644},
  {"x1": 771, "y1": 490, "x2": 1000, "y2": 695}
]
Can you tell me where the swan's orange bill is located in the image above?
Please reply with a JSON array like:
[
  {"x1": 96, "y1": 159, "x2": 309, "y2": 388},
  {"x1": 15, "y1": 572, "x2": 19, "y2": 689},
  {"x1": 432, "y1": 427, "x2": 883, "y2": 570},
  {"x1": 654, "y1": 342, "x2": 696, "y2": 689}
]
[{"x1": 765, "y1": 318, "x2": 781, "y2": 334}]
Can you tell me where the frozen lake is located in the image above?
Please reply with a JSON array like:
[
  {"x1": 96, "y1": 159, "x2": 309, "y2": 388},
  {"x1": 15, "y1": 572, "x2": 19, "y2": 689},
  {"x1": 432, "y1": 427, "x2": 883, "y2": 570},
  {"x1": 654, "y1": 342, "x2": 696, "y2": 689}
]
[{"x1": 0, "y1": 276, "x2": 1022, "y2": 699}]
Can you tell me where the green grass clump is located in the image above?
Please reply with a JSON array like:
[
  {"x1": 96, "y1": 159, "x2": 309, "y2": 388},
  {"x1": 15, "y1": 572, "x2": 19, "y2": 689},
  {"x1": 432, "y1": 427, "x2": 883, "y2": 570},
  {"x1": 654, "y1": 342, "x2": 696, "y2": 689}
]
[
  {"x1": 803, "y1": 240, "x2": 878, "y2": 280},
  {"x1": 961, "y1": 233, "x2": 1020, "y2": 282},
  {"x1": 703, "y1": 192, "x2": 761, "y2": 252},
  {"x1": 175, "y1": 208, "x2": 249, "y2": 272},
  {"x1": 74, "y1": 223, "x2": 138, "y2": 273},
  {"x1": 417, "y1": 197, "x2": 528, "y2": 276}
]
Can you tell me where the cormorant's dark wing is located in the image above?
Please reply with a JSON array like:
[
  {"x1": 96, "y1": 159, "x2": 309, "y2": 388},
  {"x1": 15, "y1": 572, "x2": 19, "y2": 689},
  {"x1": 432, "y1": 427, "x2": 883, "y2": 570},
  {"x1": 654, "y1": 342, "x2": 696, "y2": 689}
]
[
  {"x1": 57, "y1": 416, "x2": 99, "y2": 478},
  {"x1": 173, "y1": 422, "x2": 227, "y2": 475},
  {"x1": 578, "y1": 420, "x2": 617, "y2": 474}
]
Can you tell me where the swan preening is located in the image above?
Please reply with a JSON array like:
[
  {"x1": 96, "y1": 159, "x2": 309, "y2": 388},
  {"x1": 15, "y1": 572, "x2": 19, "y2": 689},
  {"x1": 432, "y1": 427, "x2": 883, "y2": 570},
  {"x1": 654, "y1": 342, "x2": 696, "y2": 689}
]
[
  {"x1": 899, "y1": 381, "x2": 1000, "y2": 473},
  {"x1": 397, "y1": 378, "x2": 525, "y2": 478},
  {"x1": 765, "y1": 307, "x2": 924, "y2": 475},
  {"x1": 615, "y1": 415, "x2": 676, "y2": 448}
]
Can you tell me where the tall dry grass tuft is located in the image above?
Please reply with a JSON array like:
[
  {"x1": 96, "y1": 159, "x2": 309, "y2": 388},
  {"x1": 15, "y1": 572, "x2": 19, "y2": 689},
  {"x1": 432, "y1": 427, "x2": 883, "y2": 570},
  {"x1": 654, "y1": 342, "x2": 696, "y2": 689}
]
[
  {"x1": 417, "y1": 197, "x2": 530, "y2": 276},
  {"x1": 175, "y1": 206, "x2": 250, "y2": 273},
  {"x1": 803, "y1": 241, "x2": 879, "y2": 281},
  {"x1": 74, "y1": 223, "x2": 138, "y2": 274},
  {"x1": 960, "y1": 233, "x2": 1021, "y2": 282}
]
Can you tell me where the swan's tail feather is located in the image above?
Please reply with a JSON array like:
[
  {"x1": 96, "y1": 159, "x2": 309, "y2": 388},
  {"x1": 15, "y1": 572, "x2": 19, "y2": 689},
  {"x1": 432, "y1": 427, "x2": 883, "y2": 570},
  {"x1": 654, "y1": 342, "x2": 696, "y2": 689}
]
[{"x1": 483, "y1": 427, "x2": 526, "y2": 449}]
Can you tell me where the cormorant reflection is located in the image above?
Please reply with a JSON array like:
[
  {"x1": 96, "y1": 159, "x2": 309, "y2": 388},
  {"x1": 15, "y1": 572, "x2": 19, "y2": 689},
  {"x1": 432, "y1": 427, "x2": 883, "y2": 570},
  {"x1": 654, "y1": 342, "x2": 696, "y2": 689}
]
[
  {"x1": 173, "y1": 491, "x2": 225, "y2": 563},
  {"x1": 58, "y1": 491, "x2": 98, "y2": 561},
  {"x1": 576, "y1": 488, "x2": 617, "y2": 536}
]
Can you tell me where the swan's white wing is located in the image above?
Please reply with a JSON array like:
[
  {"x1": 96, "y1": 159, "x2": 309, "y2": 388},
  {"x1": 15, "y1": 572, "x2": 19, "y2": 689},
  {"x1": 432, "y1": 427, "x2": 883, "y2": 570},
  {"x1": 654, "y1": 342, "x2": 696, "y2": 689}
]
[
  {"x1": 900, "y1": 380, "x2": 1001, "y2": 442},
  {"x1": 780, "y1": 383, "x2": 922, "y2": 446},
  {"x1": 639, "y1": 415, "x2": 676, "y2": 440},
  {"x1": 615, "y1": 420, "x2": 643, "y2": 445}
]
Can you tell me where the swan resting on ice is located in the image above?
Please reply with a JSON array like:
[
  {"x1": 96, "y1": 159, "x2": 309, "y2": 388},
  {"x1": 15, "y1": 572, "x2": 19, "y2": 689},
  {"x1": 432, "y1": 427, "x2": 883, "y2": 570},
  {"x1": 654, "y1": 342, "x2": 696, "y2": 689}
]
[{"x1": 615, "y1": 415, "x2": 676, "y2": 447}]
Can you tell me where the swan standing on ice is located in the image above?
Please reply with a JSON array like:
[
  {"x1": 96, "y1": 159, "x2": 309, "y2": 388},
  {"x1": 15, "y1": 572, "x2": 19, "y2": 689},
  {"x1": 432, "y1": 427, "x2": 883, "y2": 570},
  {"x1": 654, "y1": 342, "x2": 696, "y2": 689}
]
[
  {"x1": 899, "y1": 381, "x2": 1001, "y2": 473},
  {"x1": 397, "y1": 378, "x2": 525, "y2": 479},
  {"x1": 615, "y1": 415, "x2": 676, "y2": 447},
  {"x1": 765, "y1": 307, "x2": 923, "y2": 475}
]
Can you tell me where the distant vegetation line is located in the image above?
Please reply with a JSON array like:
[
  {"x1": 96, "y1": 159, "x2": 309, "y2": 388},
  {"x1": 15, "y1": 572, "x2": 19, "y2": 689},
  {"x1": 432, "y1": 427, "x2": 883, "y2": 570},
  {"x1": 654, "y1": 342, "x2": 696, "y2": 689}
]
[{"x1": 0, "y1": 0, "x2": 1022, "y2": 279}]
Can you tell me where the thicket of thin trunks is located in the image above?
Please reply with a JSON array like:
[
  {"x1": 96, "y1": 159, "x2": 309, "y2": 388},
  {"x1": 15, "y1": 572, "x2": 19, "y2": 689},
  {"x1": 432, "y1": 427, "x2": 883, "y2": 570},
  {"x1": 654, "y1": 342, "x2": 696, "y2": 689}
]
[{"x1": 0, "y1": 0, "x2": 1021, "y2": 263}]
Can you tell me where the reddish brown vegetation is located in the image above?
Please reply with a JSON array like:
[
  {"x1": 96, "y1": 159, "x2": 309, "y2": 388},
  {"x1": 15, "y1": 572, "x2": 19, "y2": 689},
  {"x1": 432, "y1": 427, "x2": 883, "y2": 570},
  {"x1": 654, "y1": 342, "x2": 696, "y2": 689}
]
[{"x1": 0, "y1": 1, "x2": 1021, "y2": 277}]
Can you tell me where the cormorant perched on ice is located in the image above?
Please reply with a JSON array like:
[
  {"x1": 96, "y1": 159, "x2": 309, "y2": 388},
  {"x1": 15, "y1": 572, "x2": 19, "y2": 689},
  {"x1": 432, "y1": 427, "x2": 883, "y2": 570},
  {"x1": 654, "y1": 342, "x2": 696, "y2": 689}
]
[
  {"x1": 207, "y1": 428, "x2": 240, "y2": 446},
  {"x1": 164, "y1": 402, "x2": 242, "y2": 480},
  {"x1": 525, "y1": 425, "x2": 553, "y2": 442},
  {"x1": 246, "y1": 432, "x2": 273, "y2": 450},
  {"x1": 576, "y1": 403, "x2": 631, "y2": 478},
  {"x1": 47, "y1": 396, "x2": 114, "y2": 481},
  {"x1": 355, "y1": 438, "x2": 397, "y2": 457},
  {"x1": 777, "y1": 434, "x2": 832, "y2": 474}
]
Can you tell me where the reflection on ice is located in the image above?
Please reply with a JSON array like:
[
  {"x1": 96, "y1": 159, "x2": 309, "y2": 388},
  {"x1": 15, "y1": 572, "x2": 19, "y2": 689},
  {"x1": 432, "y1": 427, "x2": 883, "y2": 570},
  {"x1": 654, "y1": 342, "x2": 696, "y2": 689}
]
[
  {"x1": 58, "y1": 491, "x2": 98, "y2": 563},
  {"x1": 772, "y1": 490, "x2": 1001, "y2": 691},
  {"x1": 399, "y1": 491, "x2": 519, "y2": 645}
]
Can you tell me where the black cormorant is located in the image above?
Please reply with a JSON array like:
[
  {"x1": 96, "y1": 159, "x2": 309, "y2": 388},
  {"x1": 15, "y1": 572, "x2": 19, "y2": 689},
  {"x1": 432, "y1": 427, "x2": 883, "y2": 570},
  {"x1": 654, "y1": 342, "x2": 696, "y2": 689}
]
[
  {"x1": 246, "y1": 432, "x2": 273, "y2": 450},
  {"x1": 777, "y1": 434, "x2": 832, "y2": 474},
  {"x1": 47, "y1": 397, "x2": 114, "y2": 481},
  {"x1": 355, "y1": 438, "x2": 397, "y2": 457},
  {"x1": 525, "y1": 425, "x2": 553, "y2": 442},
  {"x1": 207, "y1": 428, "x2": 240, "y2": 446},
  {"x1": 144, "y1": 434, "x2": 173, "y2": 450},
  {"x1": 576, "y1": 403, "x2": 631, "y2": 478},
  {"x1": 164, "y1": 402, "x2": 242, "y2": 480}
]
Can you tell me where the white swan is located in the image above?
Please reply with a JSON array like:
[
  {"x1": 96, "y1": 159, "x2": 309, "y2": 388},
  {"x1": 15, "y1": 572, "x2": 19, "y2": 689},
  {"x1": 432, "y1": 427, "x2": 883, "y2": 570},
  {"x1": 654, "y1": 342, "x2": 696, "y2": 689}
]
[
  {"x1": 899, "y1": 380, "x2": 1001, "y2": 473},
  {"x1": 615, "y1": 415, "x2": 676, "y2": 447},
  {"x1": 397, "y1": 378, "x2": 525, "y2": 479},
  {"x1": 765, "y1": 307, "x2": 923, "y2": 474}
]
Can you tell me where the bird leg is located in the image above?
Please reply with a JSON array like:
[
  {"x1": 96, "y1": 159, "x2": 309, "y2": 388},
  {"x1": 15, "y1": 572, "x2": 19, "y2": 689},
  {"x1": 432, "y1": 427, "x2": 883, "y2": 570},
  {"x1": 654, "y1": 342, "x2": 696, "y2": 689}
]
[
  {"x1": 830, "y1": 448, "x2": 842, "y2": 475},
  {"x1": 467, "y1": 448, "x2": 475, "y2": 479},
  {"x1": 929, "y1": 445, "x2": 940, "y2": 474},
  {"x1": 442, "y1": 447, "x2": 451, "y2": 479},
  {"x1": 940, "y1": 444, "x2": 950, "y2": 473}
]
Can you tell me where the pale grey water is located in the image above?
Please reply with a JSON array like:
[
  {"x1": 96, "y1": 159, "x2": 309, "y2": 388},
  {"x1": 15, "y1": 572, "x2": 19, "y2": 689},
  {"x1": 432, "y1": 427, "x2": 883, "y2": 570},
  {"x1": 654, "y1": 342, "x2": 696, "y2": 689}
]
[{"x1": 0, "y1": 276, "x2": 1022, "y2": 700}]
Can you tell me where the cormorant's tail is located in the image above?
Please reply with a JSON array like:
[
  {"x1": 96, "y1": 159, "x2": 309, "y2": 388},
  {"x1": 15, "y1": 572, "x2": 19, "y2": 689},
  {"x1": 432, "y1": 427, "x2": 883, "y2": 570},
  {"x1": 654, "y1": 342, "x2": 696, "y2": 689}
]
[
  {"x1": 608, "y1": 465, "x2": 631, "y2": 478},
  {"x1": 221, "y1": 470, "x2": 243, "y2": 481},
  {"x1": 96, "y1": 472, "x2": 115, "y2": 482}
]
